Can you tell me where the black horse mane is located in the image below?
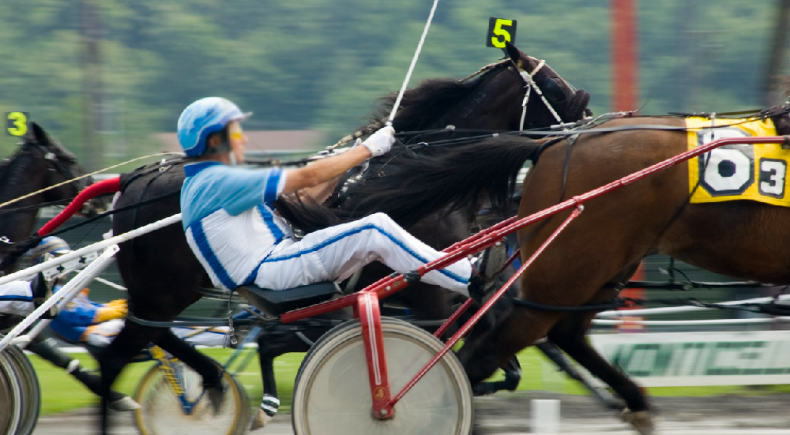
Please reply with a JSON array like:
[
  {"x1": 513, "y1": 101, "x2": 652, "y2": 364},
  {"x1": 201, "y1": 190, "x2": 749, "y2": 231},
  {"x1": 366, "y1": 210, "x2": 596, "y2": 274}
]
[
  {"x1": 274, "y1": 136, "x2": 539, "y2": 233},
  {"x1": 0, "y1": 144, "x2": 38, "y2": 198},
  {"x1": 370, "y1": 65, "x2": 508, "y2": 132}
]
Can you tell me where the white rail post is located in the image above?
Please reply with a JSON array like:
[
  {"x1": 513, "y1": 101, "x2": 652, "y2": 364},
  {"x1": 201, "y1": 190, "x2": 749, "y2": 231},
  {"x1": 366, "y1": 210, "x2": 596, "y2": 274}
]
[{"x1": 531, "y1": 399, "x2": 560, "y2": 434}]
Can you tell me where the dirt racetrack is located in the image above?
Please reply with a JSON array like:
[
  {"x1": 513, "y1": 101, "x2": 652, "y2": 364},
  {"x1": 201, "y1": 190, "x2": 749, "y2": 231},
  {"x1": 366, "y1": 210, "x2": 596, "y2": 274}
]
[{"x1": 32, "y1": 391, "x2": 790, "y2": 434}]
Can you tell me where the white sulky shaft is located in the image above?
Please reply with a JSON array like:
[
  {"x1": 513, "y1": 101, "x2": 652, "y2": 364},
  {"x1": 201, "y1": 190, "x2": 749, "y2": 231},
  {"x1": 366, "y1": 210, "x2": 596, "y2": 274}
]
[
  {"x1": 0, "y1": 213, "x2": 182, "y2": 287},
  {"x1": 0, "y1": 245, "x2": 119, "y2": 353}
]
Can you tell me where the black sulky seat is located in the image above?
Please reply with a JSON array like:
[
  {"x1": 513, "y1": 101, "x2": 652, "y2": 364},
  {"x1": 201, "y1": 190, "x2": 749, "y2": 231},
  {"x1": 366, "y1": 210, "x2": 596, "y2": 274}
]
[{"x1": 235, "y1": 281, "x2": 342, "y2": 316}]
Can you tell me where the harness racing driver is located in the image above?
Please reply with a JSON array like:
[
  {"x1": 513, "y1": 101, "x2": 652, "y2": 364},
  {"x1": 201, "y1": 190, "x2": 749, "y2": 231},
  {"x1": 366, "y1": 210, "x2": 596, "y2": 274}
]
[{"x1": 178, "y1": 97, "x2": 500, "y2": 305}]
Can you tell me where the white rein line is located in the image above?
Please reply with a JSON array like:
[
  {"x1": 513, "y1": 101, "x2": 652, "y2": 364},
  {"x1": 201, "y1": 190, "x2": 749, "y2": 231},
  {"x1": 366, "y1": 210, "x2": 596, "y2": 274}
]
[
  {"x1": 0, "y1": 152, "x2": 183, "y2": 212},
  {"x1": 519, "y1": 59, "x2": 564, "y2": 130},
  {"x1": 386, "y1": 0, "x2": 441, "y2": 127},
  {"x1": 0, "y1": 213, "x2": 182, "y2": 287}
]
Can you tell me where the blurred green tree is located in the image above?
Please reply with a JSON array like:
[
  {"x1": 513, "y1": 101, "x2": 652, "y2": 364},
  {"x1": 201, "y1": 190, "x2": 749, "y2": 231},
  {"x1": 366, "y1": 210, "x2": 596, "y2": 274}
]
[{"x1": 0, "y1": 0, "x2": 785, "y2": 164}]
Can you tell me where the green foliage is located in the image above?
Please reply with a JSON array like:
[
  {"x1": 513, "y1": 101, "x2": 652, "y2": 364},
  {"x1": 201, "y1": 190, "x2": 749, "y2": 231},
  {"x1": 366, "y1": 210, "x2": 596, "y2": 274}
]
[{"x1": 0, "y1": 0, "x2": 787, "y2": 165}]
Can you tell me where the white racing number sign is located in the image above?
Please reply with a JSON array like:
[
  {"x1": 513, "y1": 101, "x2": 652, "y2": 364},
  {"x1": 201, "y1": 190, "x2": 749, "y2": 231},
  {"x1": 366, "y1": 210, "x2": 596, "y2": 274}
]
[
  {"x1": 687, "y1": 117, "x2": 790, "y2": 207},
  {"x1": 697, "y1": 128, "x2": 755, "y2": 197}
]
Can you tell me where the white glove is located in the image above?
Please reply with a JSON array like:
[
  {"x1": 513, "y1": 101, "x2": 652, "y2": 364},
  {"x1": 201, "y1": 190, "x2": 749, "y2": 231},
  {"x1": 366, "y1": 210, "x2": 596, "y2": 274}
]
[{"x1": 361, "y1": 126, "x2": 395, "y2": 157}]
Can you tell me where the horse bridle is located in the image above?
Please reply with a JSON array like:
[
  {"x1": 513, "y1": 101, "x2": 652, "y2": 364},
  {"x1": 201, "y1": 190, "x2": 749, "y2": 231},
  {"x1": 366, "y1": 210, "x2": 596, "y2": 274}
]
[
  {"x1": 28, "y1": 141, "x2": 86, "y2": 194},
  {"x1": 514, "y1": 59, "x2": 565, "y2": 130},
  {"x1": 464, "y1": 57, "x2": 568, "y2": 132}
]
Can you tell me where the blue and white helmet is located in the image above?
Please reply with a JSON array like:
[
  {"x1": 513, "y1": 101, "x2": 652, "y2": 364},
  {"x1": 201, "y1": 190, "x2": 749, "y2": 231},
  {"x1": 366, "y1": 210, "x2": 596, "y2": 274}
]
[
  {"x1": 177, "y1": 97, "x2": 251, "y2": 157},
  {"x1": 19, "y1": 236, "x2": 71, "y2": 268}
]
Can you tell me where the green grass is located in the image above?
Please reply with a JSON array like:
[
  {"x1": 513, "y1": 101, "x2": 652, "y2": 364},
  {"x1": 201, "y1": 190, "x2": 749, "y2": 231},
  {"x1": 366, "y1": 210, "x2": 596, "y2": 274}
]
[{"x1": 30, "y1": 346, "x2": 790, "y2": 417}]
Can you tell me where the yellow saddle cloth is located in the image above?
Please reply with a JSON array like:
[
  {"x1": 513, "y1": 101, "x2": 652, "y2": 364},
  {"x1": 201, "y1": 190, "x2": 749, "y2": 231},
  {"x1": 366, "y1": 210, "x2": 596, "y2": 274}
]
[{"x1": 687, "y1": 117, "x2": 789, "y2": 206}]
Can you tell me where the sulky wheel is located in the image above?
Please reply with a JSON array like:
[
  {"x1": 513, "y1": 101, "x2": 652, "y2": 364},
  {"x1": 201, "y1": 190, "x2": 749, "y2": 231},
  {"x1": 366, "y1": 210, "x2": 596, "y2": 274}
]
[
  {"x1": 2, "y1": 345, "x2": 40, "y2": 435},
  {"x1": 292, "y1": 317, "x2": 473, "y2": 435},
  {"x1": 133, "y1": 359, "x2": 250, "y2": 435},
  {"x1": 0, "y1": 347, "x2": 23, "y2": 435}
]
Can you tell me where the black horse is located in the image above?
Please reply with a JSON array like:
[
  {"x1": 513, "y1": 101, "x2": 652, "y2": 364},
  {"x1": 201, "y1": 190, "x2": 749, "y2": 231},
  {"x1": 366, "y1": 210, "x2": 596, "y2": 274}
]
[
  {"x1": 100, "y1": 44, "x2": 591, "y2": 433},
  {"x1": 0, "y1": 123, "x2": 90, "y2": 272},
  {"x1": 0, "y1": 123, "x2": 135, "y2": 413}
]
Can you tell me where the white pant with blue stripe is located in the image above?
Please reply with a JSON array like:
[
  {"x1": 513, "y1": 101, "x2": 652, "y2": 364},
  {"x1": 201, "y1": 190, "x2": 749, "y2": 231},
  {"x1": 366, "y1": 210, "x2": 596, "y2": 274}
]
[
  {"x1": 254, "y1": 213, "x2": 472, "y2": 296},
  {"x1": 0, "y1": 281, "x2": 34, "y2": 316}
]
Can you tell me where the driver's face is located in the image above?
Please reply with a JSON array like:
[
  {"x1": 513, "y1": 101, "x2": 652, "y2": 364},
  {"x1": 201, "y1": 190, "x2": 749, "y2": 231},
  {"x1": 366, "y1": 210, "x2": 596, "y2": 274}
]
[{"x1": 228, "y1": 121, "x2": 247, "y2": 164}]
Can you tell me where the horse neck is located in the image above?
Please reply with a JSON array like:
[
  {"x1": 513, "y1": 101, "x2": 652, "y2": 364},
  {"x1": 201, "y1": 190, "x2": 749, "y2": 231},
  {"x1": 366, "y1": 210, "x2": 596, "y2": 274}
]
[
  {"x1": 0, "y1": 152, "x2": 49, "y2": 247},
  {"x1": 392, "y1": 68, "x2": 522, "y2": 134}
]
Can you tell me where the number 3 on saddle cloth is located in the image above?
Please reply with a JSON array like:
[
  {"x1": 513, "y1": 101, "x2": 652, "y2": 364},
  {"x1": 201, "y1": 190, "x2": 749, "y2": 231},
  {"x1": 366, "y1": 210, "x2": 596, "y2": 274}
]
[
  {"x1": 687, "y1": 117, "x2": 790, "y2": 205},
  {"x1": 48, "y1": 289, "x2": 240, "y2": 351}
]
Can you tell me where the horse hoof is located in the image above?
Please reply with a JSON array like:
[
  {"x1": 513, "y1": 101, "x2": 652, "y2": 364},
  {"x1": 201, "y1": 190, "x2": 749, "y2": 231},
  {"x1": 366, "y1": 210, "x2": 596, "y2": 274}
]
[
  {"x1": 620, "y1": 409, "x2": 654, "y2": 435},
  {"x1": 205, "y1": 382, "x2": 226, "y2": 415},
  {"x1": 108, "y1": 395, "x2": 141, "y2": 411},
  {"x1": 250, "y1": 409, "x2": 273, "y2": 431}
]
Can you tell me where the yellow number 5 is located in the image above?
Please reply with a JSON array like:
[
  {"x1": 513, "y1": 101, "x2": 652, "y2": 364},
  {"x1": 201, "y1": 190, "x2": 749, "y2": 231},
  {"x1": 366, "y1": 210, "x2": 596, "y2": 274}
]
[
  {"x1": 491, "y1": 19, "x2": 513, "y2": 48},
  {"x1": 7, "y1": 112, "x2": 28, "y2": 137}
]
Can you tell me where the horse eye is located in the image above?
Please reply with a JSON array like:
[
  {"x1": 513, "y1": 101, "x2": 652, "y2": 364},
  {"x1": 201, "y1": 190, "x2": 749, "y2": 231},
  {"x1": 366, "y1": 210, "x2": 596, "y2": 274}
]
[{"x1": 543, "y1": 78, "x2": 568, "y2": 102}]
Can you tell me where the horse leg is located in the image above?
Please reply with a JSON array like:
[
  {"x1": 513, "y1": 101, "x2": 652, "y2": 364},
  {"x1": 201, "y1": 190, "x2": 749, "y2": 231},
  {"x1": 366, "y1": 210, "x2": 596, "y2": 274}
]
[
  {"x1": 26, "y1": 334, "x2": 139, "y2": 410},
  {"x1": 472, "y1": 356, "x2": 522, "y2": 396},
  {"x1": 96, "y1": 321, "x2": 165, "y2": 435},
  {"x1": 534, "y1": 339, "x2": 622, "y2": 410},
  {"x1": 155, "y1": 328, "x2": 225, "y2": 412},
  {"x1": 252, "y1": 354, "x2": 279, "y2": 430},
  {"x1": 250, "y1": 314, "x2": 348, "y2": 431},
  {"x1": 547, "y1": 312, "x2": 654, "y2": 434},
  {"x1": 250, "y1": 328, "x2": 309, "y2": 430},
  {"x1": 458, "y1": 303, "x2": 562, "y2": 385}
]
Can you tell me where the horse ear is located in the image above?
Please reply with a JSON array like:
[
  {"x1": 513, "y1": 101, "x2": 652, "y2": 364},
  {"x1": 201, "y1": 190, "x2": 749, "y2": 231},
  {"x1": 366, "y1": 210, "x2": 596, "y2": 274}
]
[
  {"x1": 29, "y1": 122, "x2": 49, "y2": 145},
  {"x1": 504, "y1": 41, "x2": 524, "y2": 69}
]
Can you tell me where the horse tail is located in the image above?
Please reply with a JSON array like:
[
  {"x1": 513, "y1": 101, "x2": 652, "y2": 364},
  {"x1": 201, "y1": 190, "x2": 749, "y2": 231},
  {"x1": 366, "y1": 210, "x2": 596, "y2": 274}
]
[
  {"x1": 273, "y1": 136, "x2": 539, "y2": 233},
  {"x1": 273, "y1": 195, "x2": 349, "y2": 235},
  {"x1": 346, "y1": 136, "x2": 539, "y2": 228}
]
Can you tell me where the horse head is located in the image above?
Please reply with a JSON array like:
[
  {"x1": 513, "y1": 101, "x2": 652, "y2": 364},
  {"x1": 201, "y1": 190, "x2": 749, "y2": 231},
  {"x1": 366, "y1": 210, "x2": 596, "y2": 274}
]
[
  {"x1": 28, "y1": 123, "x2": 107, "y2": 216},
  {"x1": 374, "y1": 45, "x2": 590, "y2": 137},
  {"x1": 0, "y1": 123, "x2": 97, "y2": 265},
  {"x1": 26, "y1": 123, "x2": 98, "y2": 208},
  {"x1": 503, "y1": 42, "x2": 592, "y2": 129}
]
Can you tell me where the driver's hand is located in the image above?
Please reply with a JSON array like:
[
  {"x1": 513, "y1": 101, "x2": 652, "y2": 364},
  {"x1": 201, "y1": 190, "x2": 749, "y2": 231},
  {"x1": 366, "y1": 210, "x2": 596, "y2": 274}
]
[{"x1": 361, "y1": 126, "x2": 395, "y2": 157}]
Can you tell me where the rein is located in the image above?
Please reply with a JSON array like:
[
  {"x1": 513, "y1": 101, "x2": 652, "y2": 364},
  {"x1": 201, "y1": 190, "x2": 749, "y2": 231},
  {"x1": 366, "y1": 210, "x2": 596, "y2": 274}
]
[
  {"x1": 0, "y1": 151, "x2": 182, "y2": 212},
  {"x1": 0, "y1": 197, "x2": 76, "y2": 218},
  {"x1": 509, "y1": 292, "x2": 790, "y2": 317}
]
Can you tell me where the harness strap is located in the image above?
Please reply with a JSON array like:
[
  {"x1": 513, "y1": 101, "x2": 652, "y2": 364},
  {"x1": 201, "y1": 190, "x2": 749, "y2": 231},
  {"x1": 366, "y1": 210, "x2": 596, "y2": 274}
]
[{"x1": 518, "y1": 59, "x2": 564, "y2": 129}]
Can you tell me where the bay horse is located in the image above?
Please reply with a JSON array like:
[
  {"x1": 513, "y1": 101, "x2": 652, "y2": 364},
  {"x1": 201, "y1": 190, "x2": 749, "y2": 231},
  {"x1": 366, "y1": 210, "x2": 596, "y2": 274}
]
[
  {"x1": 248, "y1": 43, "x2": 595, "y2": 425},
  {"x1": 455, "y1": 108, "x2": 790, "y2": 434},
  {"x1": 100, "y1": 44, "x2": 591, "y2": 432}
]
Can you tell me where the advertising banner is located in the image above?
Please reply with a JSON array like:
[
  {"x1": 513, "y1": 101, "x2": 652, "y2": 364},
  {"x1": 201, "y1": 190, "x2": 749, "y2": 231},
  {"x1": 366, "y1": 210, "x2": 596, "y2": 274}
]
[{"x1": 590, "y1": 330, "x2": 790, "y2": 387}]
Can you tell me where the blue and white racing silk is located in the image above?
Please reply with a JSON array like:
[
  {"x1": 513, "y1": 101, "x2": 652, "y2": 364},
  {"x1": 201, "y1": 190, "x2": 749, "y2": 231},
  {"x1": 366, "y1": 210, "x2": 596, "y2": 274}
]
[
  {"x1": 182, "y1": 161, "x2": 473, "y2": 296},
  {"x1": 181, "y1": 162, "x2": 291, "y2": 290}
]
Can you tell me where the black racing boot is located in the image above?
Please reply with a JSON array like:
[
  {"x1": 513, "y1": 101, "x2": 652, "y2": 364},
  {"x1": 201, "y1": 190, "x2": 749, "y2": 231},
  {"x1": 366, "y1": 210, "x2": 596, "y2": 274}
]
[
  {"x1": 30, "y1": 272, "x2": 58, "y2": 318},
  {"x1": 467, "y1": 243, "x2": 508, "y2": 305},
  {"x1": 27, "y1": 337, "x2": 140, "y2": 410}
]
